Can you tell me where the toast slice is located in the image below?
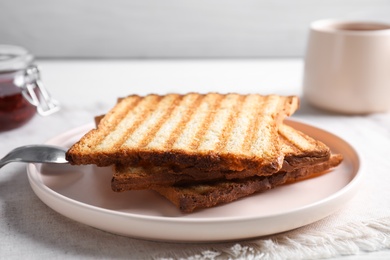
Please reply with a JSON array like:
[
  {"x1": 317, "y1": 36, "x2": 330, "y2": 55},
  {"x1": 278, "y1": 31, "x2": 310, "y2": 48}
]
[
  {"x1": 111, "y1": 124, "x2": 331, "y2": 191},
  {"x1": 153, "y1": 154, "x2": 343, "y2": 213},
  {"x1": 66, "y1": 93, "x2": 299, "y2": 172}
]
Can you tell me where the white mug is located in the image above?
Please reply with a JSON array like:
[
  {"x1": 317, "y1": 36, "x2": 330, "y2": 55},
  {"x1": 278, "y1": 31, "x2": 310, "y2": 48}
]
[{"x1": 303, "y1": 19, "x2": 390, "y2": 114}]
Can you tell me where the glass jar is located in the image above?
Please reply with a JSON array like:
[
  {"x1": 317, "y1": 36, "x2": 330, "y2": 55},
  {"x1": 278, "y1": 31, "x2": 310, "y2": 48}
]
[{"x1": 0, "y1": 45, "x2": 59, "y2": 131}]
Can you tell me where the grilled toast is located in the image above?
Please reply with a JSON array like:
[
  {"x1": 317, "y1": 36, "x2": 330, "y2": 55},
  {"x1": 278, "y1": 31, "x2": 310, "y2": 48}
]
[
  {"x1": 66, "y1": 93, "x2": 299, "y2": 172},
  {"x1": 111, "y1": 123, "x2": 331, "y2": 191},
  {"x1": 65, "y1": 92, "x2": 343, "y2": 213}
]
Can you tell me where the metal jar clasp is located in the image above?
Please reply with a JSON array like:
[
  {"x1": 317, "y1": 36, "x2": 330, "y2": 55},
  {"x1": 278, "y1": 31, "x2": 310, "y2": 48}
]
[{"x1": 20, "y1": 65, "x2": 60, "y2": 116}]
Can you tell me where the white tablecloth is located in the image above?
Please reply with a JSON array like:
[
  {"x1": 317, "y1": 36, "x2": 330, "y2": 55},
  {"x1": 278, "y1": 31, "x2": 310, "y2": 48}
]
[{"x1": 1, "y1": 59, "x2": 389, "y2": 259}]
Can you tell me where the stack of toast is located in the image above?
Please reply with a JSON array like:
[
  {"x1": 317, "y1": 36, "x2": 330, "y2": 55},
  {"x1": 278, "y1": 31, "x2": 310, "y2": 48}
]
[{"x1": 66, "y1": 93, "x2": 343, "y2": 213}]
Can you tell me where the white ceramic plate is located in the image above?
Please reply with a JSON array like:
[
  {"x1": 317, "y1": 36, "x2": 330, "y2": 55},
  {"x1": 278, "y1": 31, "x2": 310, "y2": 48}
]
[{"x1": 27, "y1": 120, "x2": 362, "y2": 242}]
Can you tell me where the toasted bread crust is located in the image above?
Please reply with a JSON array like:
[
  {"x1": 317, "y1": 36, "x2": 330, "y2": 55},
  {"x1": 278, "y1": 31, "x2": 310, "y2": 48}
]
[
  {"x1": 153, "y1": 154, "x2": 343, "y2": 213},
  {"x1": 111, "y1": 154, "x2": 331, "y2": 191},
  {"x1": 111, "y1": 123, "x2": 331, "y2": 190},
  {"x1": 66, "y1": 93, "x2": 299, "y2": 172}
]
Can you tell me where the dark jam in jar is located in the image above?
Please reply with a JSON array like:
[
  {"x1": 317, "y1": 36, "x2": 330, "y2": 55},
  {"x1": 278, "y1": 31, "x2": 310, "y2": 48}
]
[{"x1": 0, "y1": 73, "x2": 37, "y2": 131}]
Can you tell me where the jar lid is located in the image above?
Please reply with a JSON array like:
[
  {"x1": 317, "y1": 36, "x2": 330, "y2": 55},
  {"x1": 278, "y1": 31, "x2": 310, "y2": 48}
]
[{"x1": 0, "y1": 45, "x2": 34, "y2": 72}]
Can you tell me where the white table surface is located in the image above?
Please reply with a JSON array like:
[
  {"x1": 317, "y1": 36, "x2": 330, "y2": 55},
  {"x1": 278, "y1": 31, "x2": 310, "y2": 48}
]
[{"x1": 1, "y1": 59, "x2": 389, "y2": 259}]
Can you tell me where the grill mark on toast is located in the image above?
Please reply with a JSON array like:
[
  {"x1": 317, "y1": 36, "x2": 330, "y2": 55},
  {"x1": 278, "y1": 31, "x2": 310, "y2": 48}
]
[
  {"x1": 278, "y1": 124, "x2": 330, "y2": 158},
  {"x1": 248, "y1": 96, "x2": 284, "y2": 158},
  {"x1": 279, "y1": 133, "x2": 297, "y2": 155},
  {"x1": 150, "y1": 93, "x2": 203, "y2": 150},
  {"x1": 99, "y1": 95, "x2": 163, "y2": 150},
  {"x1": 97, "y1": 96, "x2": 139, "y2": 130},
  {"x1": 123, "y1": 94, "x2": 180, "y2": 148},
  {"x1": 164, "y1": 94, "x2": 204, "y2": 149},
  {"x1": 172, "y1": 94, "x2": 222, "y2": 151},
  {"x1": 189, "y1": 94, "x2": 224, "y2": 151},
  {"x1": 224, "y1": 95, "x2": 263, "y2": 156},
  {"x1": 212, "y1": 94, "x2": 246, "y2": 153},
  {"x1": 278, "y1": 124, "x2": 304, "y2": 155},
  {"x1": 242, "y1": 95, "x2": 267, "y2": 154},
  {"x1": 137, "y1": 94, "x2": 183, "y2": 148},
  {"x1": 94, "y1": 96, "x2": 142, "y2": 150}
]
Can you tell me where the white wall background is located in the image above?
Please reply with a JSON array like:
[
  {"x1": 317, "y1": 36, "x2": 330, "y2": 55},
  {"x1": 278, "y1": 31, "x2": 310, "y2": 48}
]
[{"x1": 1, "y1": 0, "x2": 389, "y2": 58}]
